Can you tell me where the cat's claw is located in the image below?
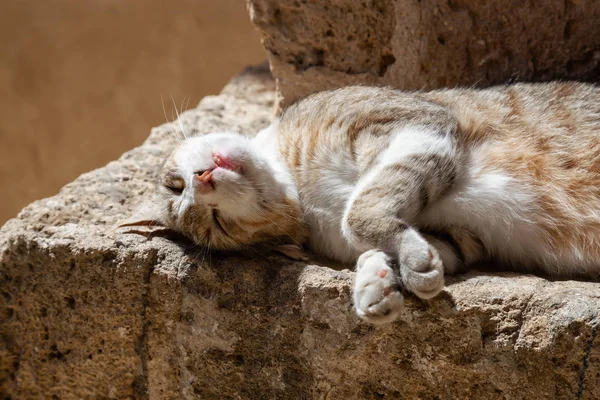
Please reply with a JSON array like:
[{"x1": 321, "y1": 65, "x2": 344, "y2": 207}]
[
  {"x1": 398, "y1": 230, "x2": 445, "y2": 299},
  {"x1": 353, "y1": 250, "x2": 404, "y2": 325}
]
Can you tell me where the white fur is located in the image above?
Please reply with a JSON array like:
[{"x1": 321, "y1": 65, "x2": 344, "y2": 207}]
[
  {"x1": 252, "y1": 121, "x2": 300, "y2": 206},
  {"x1": 299, "y1": 149, "x2": 360, "y2": 263},
  {"x1": 417, "y1": 143, "x2": 548, "y2": 268},
  {"x1": 171, "y1": 130, "x2": 299, "y2": 227},
  {"x1": 173, "y1": 133, "x2": 258, "y2": 219},
  {"x1": 380, "y1": 125, "x2": 456, "y2": 164},
  {"x1": 353, "y1": 250, "x2": 404, "y2": 325}
]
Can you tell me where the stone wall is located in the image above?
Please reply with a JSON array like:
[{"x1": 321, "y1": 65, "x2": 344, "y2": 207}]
[
  {"x1": 248, "y1": 0, "x2": 600, "y2": 108},
  {"x1": 1, "y1": 65, "x2": 598, "y2": 399}
]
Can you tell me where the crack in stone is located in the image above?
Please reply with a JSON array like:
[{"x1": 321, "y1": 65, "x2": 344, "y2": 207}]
[
  {"x1": 132, "y1": 249, "x2": 158, "y2": 400},
  {"x1": 514, "y1": 290, "x2": 537, "y2": 347},
  {"x1": 577, "y1": 315, "x2": 598, "y2": 400}
]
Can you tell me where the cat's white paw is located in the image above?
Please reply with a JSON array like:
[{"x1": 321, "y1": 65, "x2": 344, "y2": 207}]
[
  {"x1": 398, "y1": 230, "x2": 445, "y2": 299},
  {"x1": 353, "y1": 250, "x2": 404, "y2": 325}
]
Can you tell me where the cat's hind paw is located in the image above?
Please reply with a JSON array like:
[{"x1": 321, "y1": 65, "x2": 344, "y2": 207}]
[
  {"x1": 398, "y1": 230, "x2": 445, "y2": 299},
  {"x1": 353, "y1": 250, "x2": 404, "y2": 325}
]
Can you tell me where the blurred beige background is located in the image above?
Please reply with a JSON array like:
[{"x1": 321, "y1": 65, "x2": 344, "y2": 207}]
[{"x1": 0, "y1": 0, "x2": 266, "y2": 225}]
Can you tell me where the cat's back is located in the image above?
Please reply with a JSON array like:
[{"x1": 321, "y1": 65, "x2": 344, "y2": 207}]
[
  {"x1": 424, "y1": 81, "x2": 600, "y2": 144},
  {"x1": 278, "y1": 81, "x2": 600, "y2": 150},
  {"x1": 428, "y1": 82, "x2": 600, "y2": 191},
  {"x1": 276, "y1": 85, "x2": 453, "y2": 180}
]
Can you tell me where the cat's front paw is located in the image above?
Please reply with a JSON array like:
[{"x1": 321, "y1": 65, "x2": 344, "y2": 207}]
[
  {"x1": 353, "y1": 250, "x2": 404, "y2": 325},
  {"x1": 398, "y1": 230, "x2": 445, "y2": 299}
]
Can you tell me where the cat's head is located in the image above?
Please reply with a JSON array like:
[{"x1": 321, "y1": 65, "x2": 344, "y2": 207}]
[{"x1": 119, "y1": 132, "x2": 308, "y2": 259}]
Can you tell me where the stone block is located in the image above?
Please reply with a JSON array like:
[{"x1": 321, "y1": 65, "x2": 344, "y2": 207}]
[
  {"x1": 247, "y1": 0, "x2": 600, "y2": 108},
  {"x1": 1, "y1": 65, "x2": 598, "y2": 398}
]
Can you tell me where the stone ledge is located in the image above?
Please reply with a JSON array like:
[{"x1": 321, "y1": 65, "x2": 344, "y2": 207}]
[{"x1": 0, "y1": 65, "x2": 598, "y2": 399}]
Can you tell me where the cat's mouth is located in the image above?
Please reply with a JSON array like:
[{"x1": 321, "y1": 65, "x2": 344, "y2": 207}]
[{"x1": 213, "y1": 153, "x2": 243, "y2": 174}]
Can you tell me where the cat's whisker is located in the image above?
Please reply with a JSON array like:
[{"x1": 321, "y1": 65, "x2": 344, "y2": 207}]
[
  {"x1": 190, "y1": 242, "x2": 209, "y2": 268},
  {"x1": 265, "y1": 208, "x2": 304, "y2": 228},
  {"x1": 171, "y1": 94, "x2": 190, "y2": 140},
  {"x1": 183, "y1": 95, "x2": 191, "y2": 117},
  {"x1": 179, "y1": 95, "x2": 192, "y2": 137},
  {"x1": 200, "y1": 244, "x2": 209, "y2": 267},
  {"x1": 249, "y1": 202, "x2": 303, "y2": 246},
  {"x1": 246, "y1": 196, "x2": 303, "y2": 226},
  {"x1": 161, "y1": 94, "x2": 184, "y2": 145}
]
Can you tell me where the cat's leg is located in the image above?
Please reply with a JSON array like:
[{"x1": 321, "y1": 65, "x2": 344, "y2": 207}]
[
  {"x1": 344, "y1": 125, "x2": 463, "y2": 321},
  {"x1": 351, "y1": 230, "x2": 484, "y2": 324},
  {"x1": 350, "y1": 236, "x2": 446, "y2": 324}
]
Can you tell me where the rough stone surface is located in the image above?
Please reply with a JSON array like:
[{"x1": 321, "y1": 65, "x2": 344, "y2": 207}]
[
  {"x1": 1, "y1": 65, "x2": 599, "y2": 399},
  {"x1": 247, "y1": 0, "x2": 600, "y2": 108}
]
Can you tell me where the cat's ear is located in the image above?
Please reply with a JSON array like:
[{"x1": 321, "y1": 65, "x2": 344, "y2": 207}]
[
  {"x1": 117, "y1": 196, "x2": 167, "y2": 230},
  {"x1": 274, "y1": 244, "x2": 309, "y2": 261}
]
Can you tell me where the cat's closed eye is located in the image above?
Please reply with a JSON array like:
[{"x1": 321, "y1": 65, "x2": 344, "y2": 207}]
[
  {"x1": 211, "y1": 209, "x2": 229, "y2": 236},
  {"x1": 163, "y1": 173, "x2": 185, "y2": 194}
]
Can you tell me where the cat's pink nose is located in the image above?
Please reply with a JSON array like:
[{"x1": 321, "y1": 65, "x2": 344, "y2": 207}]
[{"x1": 195, "y1": 170, "x2": 214, "y2": 193}]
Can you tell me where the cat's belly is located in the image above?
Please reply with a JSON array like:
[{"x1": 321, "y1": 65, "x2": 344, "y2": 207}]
[
  {"x1": 299, "y1": 162, "x2": 362, "y2": 264},
  {"x1": 305, "y1": 208, "x2": 361, "y2": 265},
  {"x1": 417, "y1": 166, "x2": 550, "y2": 267},
  {"x1": 301, "y1": 179, "x2": 362, "y2": 265}
]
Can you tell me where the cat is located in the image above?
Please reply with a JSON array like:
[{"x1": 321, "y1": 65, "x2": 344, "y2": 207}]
[{"x1": 120, "y1": 81, "x2": 600, "y2": 325}]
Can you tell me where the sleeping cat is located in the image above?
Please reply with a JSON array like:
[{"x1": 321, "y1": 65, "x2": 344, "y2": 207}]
[{"x1": 120, "y1": 82, "x2": 600, "y2": 325}]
